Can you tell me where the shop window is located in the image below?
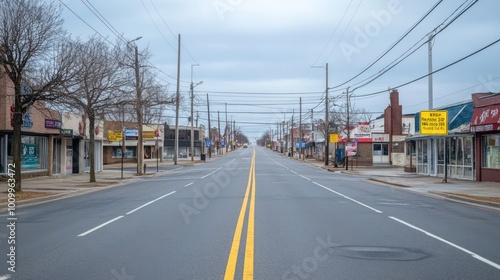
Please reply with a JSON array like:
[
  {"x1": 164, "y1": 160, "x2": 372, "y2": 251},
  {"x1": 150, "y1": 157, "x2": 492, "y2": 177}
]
[
  {"x1": 482, "y1": 134, "x2": 500, "y2": 169},
  {"x1": 7, "y1": 135, "x2": 48, "y2": 170},
  {"x1": 112, "y1": 146, "x2": 136, "y2": 158}
]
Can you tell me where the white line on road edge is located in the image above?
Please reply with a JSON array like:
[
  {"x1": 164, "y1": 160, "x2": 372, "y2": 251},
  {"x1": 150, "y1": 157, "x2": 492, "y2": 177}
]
[
  {"x1": 126, "y1": 191, "x2": 177, "y2": 215},
  {"x1": 389, "y1": 216, "x2": 500, "y2": 270},
  {"x1": 0, "y1": 275, "x2": 12, "y2": 280},
  {"x1": 201, "y1": 167, "x2": 222, "y2": 179},
  {"x1": 184, "y1": 182, "x2": 194, "y2": 187},
  {"x1": 78, "y1": 216, "x2": 124, "y2": 237},
  {"x1": 312, "y1": 182, "x2": 383, "y2": 214},
  {"x1": 299, "y1": 175, "x2": 311, "y2": 181}
]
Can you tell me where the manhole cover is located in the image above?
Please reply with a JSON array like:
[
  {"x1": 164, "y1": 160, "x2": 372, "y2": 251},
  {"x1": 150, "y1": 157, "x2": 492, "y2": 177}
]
[{"x1": 333, "y1": 246, "x2": 430, "y2": 261}]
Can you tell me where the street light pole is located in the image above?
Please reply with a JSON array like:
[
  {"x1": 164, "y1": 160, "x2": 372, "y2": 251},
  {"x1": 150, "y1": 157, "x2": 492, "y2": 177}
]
[
  {"x1": 190, "y1": 64, "x2": 200, "y2": 161},
  {"x1": 127, "y1": 36, "x2": 143, "y2": 175}
]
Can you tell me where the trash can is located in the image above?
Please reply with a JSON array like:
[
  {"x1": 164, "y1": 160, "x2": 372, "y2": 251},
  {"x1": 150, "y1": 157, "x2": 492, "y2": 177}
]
[{"x1": 201, "y1": 154, "x2": 206, "y2": 161}]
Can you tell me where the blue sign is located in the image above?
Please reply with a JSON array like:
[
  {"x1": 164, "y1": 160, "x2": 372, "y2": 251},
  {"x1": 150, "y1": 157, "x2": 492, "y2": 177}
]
[
  {"x1": 205, "y1": 138, "x2": 211, "y2": 148},
  {"x1": 295, "y1": 142, "x2": 306, "y2": 148},
  {"x1": 22, "y1": 143, "x2": 37, "y2": 168},
  {"x1": 221, "y1": 140, "x2": 225, "y2": 147},
  {"x1": 125, "y1": 128, "x2": 138, "y2": 140}
]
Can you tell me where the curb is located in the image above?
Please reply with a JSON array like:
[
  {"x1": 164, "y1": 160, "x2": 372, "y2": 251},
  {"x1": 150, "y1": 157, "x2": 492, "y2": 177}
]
[
  {"x1": 429, "y1": 191, "x2": 500, "y2": 209},
  {"x1": 367, "y1": 177, "x2": 410, "y2": 188}
]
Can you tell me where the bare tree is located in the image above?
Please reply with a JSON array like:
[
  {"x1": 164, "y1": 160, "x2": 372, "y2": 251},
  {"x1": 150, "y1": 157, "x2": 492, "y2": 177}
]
[
  {"x1": 56, "y1": 36, "x2": 129, "y2": 182},
  {"x1": 0, "y1": 0, "x2": 76, "y2": 191}
]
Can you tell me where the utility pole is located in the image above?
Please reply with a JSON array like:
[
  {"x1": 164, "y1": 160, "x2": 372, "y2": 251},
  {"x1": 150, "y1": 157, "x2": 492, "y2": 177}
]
[
  {"x1": 225, "y1": 103, "x2": 228, "y2": 153},
  {"x1": 218, "y1": 111, "x2": 221, "y2": 155},
  {"x1": 174, "y1": 34, "x2": 181, "y2": 165},
  {"x1": 325, "y1": 63, "x2": 329, "y2": 166},
  {"x1": 291, "y1": 110, "x2": 294, "y2": 158},
  {"x1": 190, "y1": 64, "x2": 200, "y2": 161},
  {"x1": 233, "y1": 119, "x2": 236, "y2": 150},
  {"x1": 130, "y1": 37, "x2": 144, "y2": 175},
  {"x1": 284, "y1": 114, "x2": 287, "y2": 155},
  {"x1": 300, "y1": 97, "x2": 303, "y2": 160},
  {"x1": 207, "y1": 94, "x2": 211, "y2": 159},
  {"x1": 428, "y1": 33, "x2": 434, "y2": 110},
  {"x1": 346, "y1": 88, "x2": 350, "y2": 171}
]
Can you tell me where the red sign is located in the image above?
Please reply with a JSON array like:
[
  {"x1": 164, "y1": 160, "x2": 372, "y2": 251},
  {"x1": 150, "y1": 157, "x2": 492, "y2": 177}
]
[{"x1": 470, "y1": 105, "x2": 500, "y2": 132}]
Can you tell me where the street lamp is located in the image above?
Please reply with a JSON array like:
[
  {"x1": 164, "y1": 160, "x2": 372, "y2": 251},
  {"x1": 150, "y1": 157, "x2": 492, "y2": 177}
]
[
  {"x1": 127, "y1": 36, "x2": 143, "y2": 174},
  {"x1": 190, "y1": 63, "x2": 202, "y2": 161},
  {"x1": 312, "y1": 63, "x2": 329, "y2": 165}
]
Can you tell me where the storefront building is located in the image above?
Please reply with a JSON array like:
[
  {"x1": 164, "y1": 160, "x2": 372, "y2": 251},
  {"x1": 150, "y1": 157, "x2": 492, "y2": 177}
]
[
  {"x1": 103, "y1": 120, "x2": 164, "y2": 164},
  {"x1": 0, "y1": 72, "x2": 66, "y2": 177},
  {"x1": 470, "y1": 92, "x2": 500, "y2": 182},
  {"x1": 163, "y1": 125, "x2": 203, "y2": 160},
  {"x1": 409, "y1": 100, "x2": 475, "y2": 180}
]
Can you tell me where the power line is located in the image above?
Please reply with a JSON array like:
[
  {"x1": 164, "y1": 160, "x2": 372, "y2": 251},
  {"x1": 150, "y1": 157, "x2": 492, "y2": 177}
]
[
  {"x1": 330, "y1": 0, "x2": 444, "y2": 90},
  {"x1": 354, "y1": 37, "x2": 500, "y2": 99},
  {"x1": 349, "y1": 0, "x2": 479, "y2": 92}
]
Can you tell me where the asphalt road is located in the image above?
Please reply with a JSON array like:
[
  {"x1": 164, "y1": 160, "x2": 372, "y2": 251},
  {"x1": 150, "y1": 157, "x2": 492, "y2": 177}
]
[{"x1": 1, "y1": 146, "x2": 500, "y2": 279}]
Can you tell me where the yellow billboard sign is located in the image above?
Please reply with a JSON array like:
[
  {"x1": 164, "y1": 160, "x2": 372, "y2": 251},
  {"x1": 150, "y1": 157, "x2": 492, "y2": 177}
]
[
  {"x1": 108, "y1": 131, "x2": 123, "y2": 142},
  {"x1": 329, "y1": 133, "x2": 339, "y2": 143},
  {"x1": 420, "y1": 110, "x2": 448, "y2": 135},
  {"x1": 142, "y1": 131, "x2": 155, "y2": 139}
]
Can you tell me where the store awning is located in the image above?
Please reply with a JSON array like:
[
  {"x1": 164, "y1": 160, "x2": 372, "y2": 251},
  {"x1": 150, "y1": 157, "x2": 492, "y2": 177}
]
[{"x1": 470, "y1": 104, "x2": 500, "y2": 132}]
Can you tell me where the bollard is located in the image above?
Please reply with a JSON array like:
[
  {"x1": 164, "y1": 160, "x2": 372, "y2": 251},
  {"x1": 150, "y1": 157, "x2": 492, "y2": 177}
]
[{"x1": 144, "y1": 164, "x2": 146, "y2": 173}]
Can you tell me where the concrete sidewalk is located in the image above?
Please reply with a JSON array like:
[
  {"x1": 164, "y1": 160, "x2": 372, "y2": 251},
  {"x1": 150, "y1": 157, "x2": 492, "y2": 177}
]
[
  {"x1": 300, "y1": 157, "x2": 500, "y2": 209},
  {"x1": 0, "y1": 158, "x2": 206, "y2": 209}
]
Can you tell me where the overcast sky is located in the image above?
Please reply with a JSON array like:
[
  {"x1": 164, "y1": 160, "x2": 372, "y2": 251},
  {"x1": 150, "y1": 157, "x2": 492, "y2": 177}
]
[{"x1": 59, "y1": 0, "x2": 500, "y2": 141}]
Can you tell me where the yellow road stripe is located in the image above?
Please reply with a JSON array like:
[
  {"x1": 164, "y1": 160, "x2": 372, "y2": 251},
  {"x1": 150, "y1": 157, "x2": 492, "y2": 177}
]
[
  {"x1": 243, "y1": 149, "x2": 256, "y2": 279},
  {"x1": 224, "y1": 149, "x2": 255, "y2": 279}
]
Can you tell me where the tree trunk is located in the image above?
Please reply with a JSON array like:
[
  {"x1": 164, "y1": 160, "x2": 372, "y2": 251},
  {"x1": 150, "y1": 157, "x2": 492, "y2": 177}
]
[
  {"x1": 89, "y1": 116, "x2": 96, "y2": 183},
  {"x1": 12, "y1": 82, "x2": 23, "y2": 192}
]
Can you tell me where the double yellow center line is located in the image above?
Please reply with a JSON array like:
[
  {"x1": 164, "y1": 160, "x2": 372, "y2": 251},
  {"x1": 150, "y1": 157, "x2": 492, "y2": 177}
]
[{"x1": 224, "y1": 148, "x2": 256, "y2": 280}]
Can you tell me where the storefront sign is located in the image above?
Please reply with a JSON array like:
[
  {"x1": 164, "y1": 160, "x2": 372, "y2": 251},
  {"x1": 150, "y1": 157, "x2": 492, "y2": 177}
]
[
  {"x1": 470, "y1": 124, "x2": 500, "y2": 133},
  {"x1": 45, "y1": 119, "x2": 62, "y2": 129},
  {"x1": 420, "y1": 110, "x2": 448, "y2": 135},
  {"x1": 142, "y1": 131, "x2": 155, "y2": 139},
  {"x1": 22, "y1": 112, "x2": 33, "y2": 128},
  {"x1": 372, "y1": 134, "x2": 389, "y2": 142},
  {"x1": 470, "y1": 105, "x2": 500, "y2": 132},
  {"x1": 125, "y1": 128, "x2": 138, "y2": 140},
  {"x1": 108, "y1": 131, "x2": 123, "y2": 142},
  {"x1": 60, "y1": 129, "x2": 73, "y2": 137}
]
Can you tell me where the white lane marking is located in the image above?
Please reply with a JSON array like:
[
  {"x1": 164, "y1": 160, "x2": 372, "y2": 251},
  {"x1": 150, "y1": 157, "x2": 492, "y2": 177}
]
[
  {"x1": 184, "y1": 182, "x2": 194, "y2": 187},
  {"x1": 78, "y1": 216, "x2": 124, "y2": 237},
  {"x1": 312, "y1": 181, "x2": 383, "y2": 214},
  {"x1": 389, "y1": 216, "x2": 500, "y2": 270},
  {"x1": 224, "y1": 158, "x2": 237, "y2": 166},
  {"x1": 0, "y1": 275, "x2": 12, "y2": 280},
  {"x1": 201, "y1": 167, "x2": 222, "y2": 179},
  {"x1": 290, "y1": 170, "x2": 298, "y2": 175},
  {"x1": 299, "y1": 175, "x2": 311, "y2": 181},
  {"x1": 126, "y1": 191, "x2": 176, "y2": 215}
]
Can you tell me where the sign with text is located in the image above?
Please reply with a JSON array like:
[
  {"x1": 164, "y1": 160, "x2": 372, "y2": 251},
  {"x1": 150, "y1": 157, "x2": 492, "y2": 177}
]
[
  {"x1": 142, "y1": 131, "x2": 155, "y2": 139},
  {"x1": 108, "y1": 131, "x2": 123, "y2": 142},
  {"x1": 420, "y1": 110, "x2": 448, "y2": 135},
  {"x1": 45, "y1": 119, "x2": 62, "y2": 129},
  {"x1": 329, "y1": 133, "x2": 339, "y2": 143}
]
